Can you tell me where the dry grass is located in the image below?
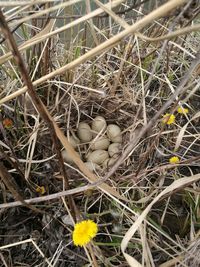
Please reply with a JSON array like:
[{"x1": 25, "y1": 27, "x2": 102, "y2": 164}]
[{"x1": 0, "y1": 0, "x2": 200, "y2": 266}]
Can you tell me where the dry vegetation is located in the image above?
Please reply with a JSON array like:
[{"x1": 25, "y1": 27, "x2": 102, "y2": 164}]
[{"x1": 0, "y1": 0, "x2": 200, "y2": 266}]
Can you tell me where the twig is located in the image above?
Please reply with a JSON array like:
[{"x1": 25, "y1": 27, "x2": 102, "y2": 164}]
[
  {"x1": 87, "y1": 243, "x2": 99, "y2": 267},
  {"x1": 0, "y1": 180, "x2": 104, "y2": 209}
]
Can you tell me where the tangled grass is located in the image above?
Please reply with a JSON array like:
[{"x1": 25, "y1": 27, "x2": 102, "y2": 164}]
[{"x1": 0, "y1": 1, "x2": 200, "y2": 266}]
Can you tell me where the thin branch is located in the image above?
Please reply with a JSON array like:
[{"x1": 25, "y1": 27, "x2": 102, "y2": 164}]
[{"x1": 0, "y1": 180, "x2": 103, "y2": 209}]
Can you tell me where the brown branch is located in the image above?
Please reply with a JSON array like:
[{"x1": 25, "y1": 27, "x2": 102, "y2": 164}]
[{"x1": 0, "y1": 9, "x2": 76, "y2": 220}]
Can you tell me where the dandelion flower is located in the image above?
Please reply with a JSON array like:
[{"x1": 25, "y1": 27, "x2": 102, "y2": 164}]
[
  {"x1": 72, "y1": 220, "x2": 98, "y2": 246},
  {"x1": 2, "y1": 118, "x2": 13, "y2": 129},
  {"x1": 169, "y1": 156, "x2": 180, "y2": 164},
  {"x1": 177, "y1": 107, "x2": 189, "y2": 114},
  {"x1": 162, "y1": 113, "x2": 175, "y2": 125},
  {"x1": 35, "y1": 185, "x2": 46, "y2": 195}
]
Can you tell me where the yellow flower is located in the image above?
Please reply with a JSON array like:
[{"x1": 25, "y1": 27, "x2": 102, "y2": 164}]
[
  {"x1": 177, "y1": 107, "x2": 189, "y2": 114},
  {"x1": 72, "y1": 220, "x2": 98, "y2": 246},
  {"x1": 162, "y1": 113, "x2": 175, "y2": 125},
  {"x1": 169, "y1": 156, "x2": 180, "y2": 164},
  {"x1": 36, "y1": 186, "x2": 46, "y2": 195}
]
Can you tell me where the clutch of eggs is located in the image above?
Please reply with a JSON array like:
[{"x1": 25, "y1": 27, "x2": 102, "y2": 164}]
[{"x1": 63, "y1": 116, "x2": 122, "y2": 171}]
